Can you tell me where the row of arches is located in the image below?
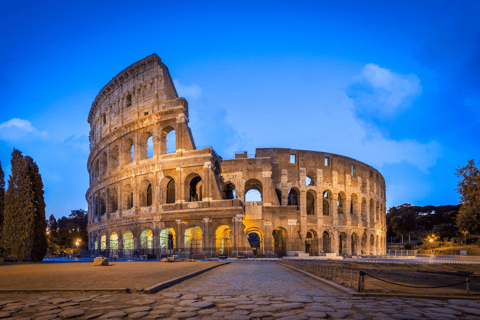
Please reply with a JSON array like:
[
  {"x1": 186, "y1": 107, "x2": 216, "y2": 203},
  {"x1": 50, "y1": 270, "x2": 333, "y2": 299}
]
[{"x1": 90, "y1": 127, "x2": 176, "y2": 184}]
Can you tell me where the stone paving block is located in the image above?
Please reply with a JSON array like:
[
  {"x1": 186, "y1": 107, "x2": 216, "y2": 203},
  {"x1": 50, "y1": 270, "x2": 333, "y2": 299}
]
[
  {"x1": 16, "y1": 318, "x2": 32, "y2": 320},
  {"x1": 423, "y1": 312, "x2": 458, "y2": 320},
  {"x1": 59, "y1": 309, "x2": 84, "y2": 319},
  {"x1": 276, "y1": 315, "x2": 307, "y2": 320},
  {"x1": 448, "y1": 299, "x2": 475, "y2": 305},
  {"x1": 36, "y1": 310, "x2": 62, "y2": 317},
  {"x1": 328, "y1": 302, "x2": 352, "y2": 309},
  {"x1": 124, "y1": 307, "x2": 152, "y2": 314},
  {"x1": 172, "y1": 307, "x2": 199, "y2": 312},
  {"x1": 85, "y1": 313, "x2": 104, "y2": 319},
  {"x1": 284, "y1": 297, "x2": 313, "y2": 303},
  {"x1": 127, "y1": 301, "x2": 156, "y2": 306},
  {"x1": 327, "y1": 311, "x2": 347, "y2": 318},
  {"x1": 187, "y1": 302, "x2": 214, "y2": 309},
  {"x1": 234, "y1": 305, "x2": 256, "y2": 310},
  {"x1": 170, "y1": 312, "x2": 197, "y2": 319},
  {"x1": 152, "y1": 305, "x2": 175, "y2": 310},
  {"x1": 304, "y1": 306, "x2": 335, "y2": 312},
  {"x1": 149, "y1": 310, "x2": 170, "y2": 316},
  {"x1": 273, "y1": 303, "x2": 305, "y2": 310},
  {"x1": 99, "y1": 312, "x2": 127, "y2": 319},
  {"x1": 224, "y1": 315, "x2": 250, "y2": 320},
  {"x1": 177, "y1": 301, "x2": 196, "y2": 307},
  {"x1": 422, "y1": 307, "x2": 462, "y2": 315},
  {"x1": 128, "y1": 312, "x2": 149, "y2": 319},
  {"x1": 162, "y1": 293, "x2": 182, "y2": 298},
  {"x1": 35, "y1": 315, "x2": 59, "y2": 320},
  {"x1": 50, "y1": 300, "x2": 71, "y2": 305},
  {"x1": 197, "y1": 309, "x2": 217, "y2": 315},
  {"x1": 449, "y1": 305, "x2": 480, "y2": 315},
  {"x1": 179, "y1": 295, "x2": 199, "y2": 301},
  {"x1": 0, "y1": 312, "x2": 11, "y2": 319},
  {"x1": 301, "y1": 311, "x2": 327, "y2": 318},
  {"x1": 249, "y1": 313, "x2": 273, "y2": 318}
]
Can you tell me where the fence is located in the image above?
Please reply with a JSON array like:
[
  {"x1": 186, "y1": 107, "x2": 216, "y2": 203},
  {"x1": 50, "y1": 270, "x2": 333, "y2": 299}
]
[{"x1": 386, "y1": 249, "x2": 417, "y2": 257}]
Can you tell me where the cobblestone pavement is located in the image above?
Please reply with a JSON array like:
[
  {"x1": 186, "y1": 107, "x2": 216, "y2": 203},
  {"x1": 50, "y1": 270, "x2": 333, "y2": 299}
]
[{"x1": 1, "y1": 262, "x2": 480, "y2": 320}]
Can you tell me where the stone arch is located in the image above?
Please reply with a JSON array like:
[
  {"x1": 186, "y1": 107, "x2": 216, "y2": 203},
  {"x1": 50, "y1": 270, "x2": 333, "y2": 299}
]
[
  {"x1": 123, "y1": 184, "x2": 134, "y2": 209},
  {"x1": 222, "y1": 182, "x2": 236, "y2": 200},
  {"x1": 138, "y1": 131, "x2": 154, "y2": 160},
  {"x1": 306, "y1": 171, "x2": 316, "y2": 186},
  {"x1": 100, "y1": 152, "x2": 108, "y2": 176},
  {"x1": 160, "y1": 176, "x2": 176, "y2": 204},
  {"x1": 139, "y1": 179, "x2": 153, "y2": 207},
  {"x1": 108, "y1": 187, "x2": 118, "y2": 213},
  {"x1": 376, "y1": 201, "x2": 380, "y2": 223},
  {"x1": 306, "y1": 190, "x2": 316, "y2": 215},
  {"x1": 215, "y1": 225, "x2": 231, "y2": 256},
  {"x1": 160, "y1": 228, "x2": 176, "y2": 250},
  {"x1": 123, "y1": 230, "x2": 134, "y2": 250},
  {"x1": 185, "y1": 225, "x2": 203, "y2": 254},
  {"x1": 369, "y1": 198, "x2": 375, "y2": 223},
  {"x1": 110, "y1": 145, "x2": 120, "y2": 169},
  {"x1": 323, "y1": 190, "x2": 332, "y2": 216},
  {"x1": 94, "y1": 159, "x2": 99, "y2": 182},
  {"x1": 246, "y1": 227, "x2": 263, "y2": 254},
  {"x1": 124, "y1": 137, "x2": 134, "y2": 163},
  {"x1": 338, "y1": 192, "x2": 346, "y2": 214},
  {"x1": 245, "y1": 179, "x2": 263, "y2": 201},
  {"x1": 110, "y1": 232, "x2": 119, "y2": 250},
  {"x1": 185, "y1": 173, "x2": 202, "y2": 202},
  {"x1": 339, "y1": 232, "x2": 347, "y2": 255},
  {"x1": 99, "y1": 192, "x2": 106, "y2": 216},
  {"x1": 370, "y1": 234, "x2": 375, "y2": 255},
  {"x1": 322, "y1": 231, "x2": 332, "y2": 253},
  {"x1": 140, "y1": 229, "x2": 153, "y2": 249},
  {"x1": 288, "y1": 188, "x2": 300, "y2": 210},
  {"x1": 100, "y1": 233, "x2": 107, "y2": 250},
  {"x1": 162, "y1": 126, "x2": 176, "y2": 155},
  {"x1": 361, "y1": 197, "x2": 367, "y2": 221},
  {"x1": 350, "y1": 193, "x2": 358, "y2": 215},
  {"x1": 351, "y1": 232, "x2": 359, "y2": 255},
  {"x1": 273, "y1": 227, "x2": 287, "y2": 257},
  {"x1": 305, "y1": 230, "x2": 317, "y2": 255}
]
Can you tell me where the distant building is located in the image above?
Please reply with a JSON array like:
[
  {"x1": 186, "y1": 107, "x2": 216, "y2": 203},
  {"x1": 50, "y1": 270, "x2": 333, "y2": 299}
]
[{"x1": 86, "y1": 54, "x2": 387, "y2": 258}]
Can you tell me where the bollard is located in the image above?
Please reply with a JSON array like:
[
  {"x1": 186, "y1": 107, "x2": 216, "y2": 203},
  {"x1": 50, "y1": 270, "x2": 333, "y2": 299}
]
[{"x1": 358, "y1": 271, "x2": 365, "y2": 292}]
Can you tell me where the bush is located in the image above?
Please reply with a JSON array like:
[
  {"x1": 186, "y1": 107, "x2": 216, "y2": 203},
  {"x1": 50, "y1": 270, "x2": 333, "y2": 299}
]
[{"x1": 403, "y1": 243, "x2": 414, "y2": 250}]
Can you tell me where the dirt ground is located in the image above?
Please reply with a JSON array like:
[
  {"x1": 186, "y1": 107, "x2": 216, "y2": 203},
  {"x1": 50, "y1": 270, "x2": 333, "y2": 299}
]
[
  {"x1": 288, "y1": 261, "x2": 480, "y2": 295},
  {"x1": 0, "y1": 261, "x2": 223, "y2": 291}
]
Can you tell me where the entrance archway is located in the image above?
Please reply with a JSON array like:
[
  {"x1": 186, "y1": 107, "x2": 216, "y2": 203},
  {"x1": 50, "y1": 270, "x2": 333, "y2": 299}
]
[
  {"x1": 246, "y1": 229, "x2": 263, "y2": 256},
  {"x1": 322, "y1": 231, "x2": 331, "y2": 253},
  {"x1": 160, "y1": 228, "x2": 176, "y2": 253},
  {"x1": 185, "y1": 226, "x2": 203, "y2": 255},
  {"x1": 305, "y1": 230, "x2": 317, "y2": 255}
]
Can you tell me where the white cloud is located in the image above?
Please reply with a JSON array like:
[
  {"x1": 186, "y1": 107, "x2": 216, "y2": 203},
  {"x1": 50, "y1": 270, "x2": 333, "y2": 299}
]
[
  {"x1": 173, "y1": 79, "x2": 202, "y2": 101},
  {"x1": 349, "y1": 63, "x2": 421, "y2": 118},
  {"x1": 0, "y1": 118, "x2": 48, "y2": 141}
]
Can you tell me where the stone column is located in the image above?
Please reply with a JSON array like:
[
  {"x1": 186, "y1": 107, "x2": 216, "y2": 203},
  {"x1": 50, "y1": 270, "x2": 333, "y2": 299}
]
[
  {"x1": 300, "y1": 190, "x2": 307, "y2": 236},
  {"x1": 203, "y1": 218, "x2": 211, "y2": 255},
  {"x1": 175, "y1": 219, "x2": 183, "y2": 252},
  {"x1": 333, "y1": 230, "x2": 340, "y2": 255},
  {"x1": 345, "y1": 232, "x2": 352, "y2": 255},
  {"x1": 232, "y1": 215, "x2": 243, "y2": 256},
  {"x1": 203, "y1": 162, "x2": 211, "y2": 201},
  {"x1": 262, "y1": 171, "x2": 272, "y2": 205},
  {"x1": 331, "y1": 193, "x2": 338, "y2": 219}
]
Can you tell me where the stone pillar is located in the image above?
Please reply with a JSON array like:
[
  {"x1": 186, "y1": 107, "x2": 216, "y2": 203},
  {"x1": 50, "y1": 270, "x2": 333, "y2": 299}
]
[
  {"x1": 300, "y1": 191, "x2": 307, "y2": 236},
  {"x1": 203, "y1": 162, "x2": 211, "y2": 201},
  {"x1": 106, "y1": 232, "x2": 110, "y2": 250},
  {"x1": 175, "y1": 219, "x2": 183, "y2": 252},
  {"x1": 133, "y1": 236, "x2": 139, "y2": 250},
  {"x1": 346, "y1": 232, "x2": 352, "y2": 255},
  {"x1": 333, "y1": 230, "x2": 340, "y2": 255},
  {"x1": 331, "y1": 193, "x2": 338, "y2": 219},
  {"x1": 233, "y1": 215, "x2": 243, "y2": 256},
  {"x1": 176, "y1": 168, "x2": 184, "y2": 203},
  {"x1": 118, "y1": 236, "x2": 123, "y2": 252},
  {"x1": 203, "y1": 218, "x2": 211, "y2": 255},
  {"x1": 281, "y1": 169, "x2": 288, "y2": 205},
  {"x1": 262, "y1": 171, "x2": 272, "y2": 205}
]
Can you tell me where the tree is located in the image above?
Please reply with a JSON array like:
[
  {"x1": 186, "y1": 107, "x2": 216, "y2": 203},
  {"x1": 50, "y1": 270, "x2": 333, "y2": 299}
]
[
  {"x1": 2, "y1": 149, "x2": 34, "y2": 260},
  {"x1": 387, "y1": 204, "x2": 417, "y2": 238},
  {"x1": 0, "y1": 161, "x2": 5, "y2": 256},
  {"x1": 25, "y1": 156, "x2": 47, "y2": 261},
  {"x1": 456, "y1": 159, "x2": 480, "y2": 234}
]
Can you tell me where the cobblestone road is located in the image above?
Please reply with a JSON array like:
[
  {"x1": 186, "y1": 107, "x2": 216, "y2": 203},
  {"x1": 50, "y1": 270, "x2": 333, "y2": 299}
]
[{"x1": 1, "y1": 262, "x2": 480, "y2": 320}]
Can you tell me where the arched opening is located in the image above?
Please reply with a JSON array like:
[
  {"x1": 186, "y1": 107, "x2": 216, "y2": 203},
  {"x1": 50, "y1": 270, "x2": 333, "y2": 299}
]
[
  {"x1": 110, "y1": 145, "x2": 119, "y2": 169},
  {"x1": 162, "y1": 126, "x2": 176, "y2": 154},
  {"x1": 184, "y1": 226, "x2": 202, "y2": 255},
  {"x1": 140, "y1": 230, "x2": 153, "y2": 249},
  {"x1": 361, "y1": 198, "x2": 367, "y2": 221},
  {"x1": 339, "y1": 232, "x2": 347, "y2": 255},
  {"x1": 147, "y1": 136, "x2": 153, "y2": 158},
  {"x1": 323, "y1": 191, "x2": 330, "y2": 216},
  {"x1": 166, "y1": 178, "x2": 175, "y2": 204},
  {"x1": 305, "y1": 230, "x2": 317, "y2": 255},
  {"x1": 370, "y1": 234, "x2": 375, "y2": 255},
  {"x1": 100, "y1": 194, "x2": 106, "y2": 216},
  {"x1": 124, "y1": 138, "x2": 134, "y2": 164},
  {"x1": 101, "y1": 234, "x2": 106, "y2": 250},
  {"x1": 288, "y1": 188, "x2": 300, "y2": 210},
  {"x1": 306, "y1": 190, "x2": 315, "y2": 215},
  {"x1": 369, "y1": 199, "x2": 375, "y2": 223},
  {"x1": 222, "y1": 182, "x2": 236, "y2": 200},
  {"x1": 94, "y1": 159, "x2": 99, "y2": 181},
  {"x1": 351, "y1": 232, "x2": 358, "y2": 255},
  {"x1": 305, "y1": 176, "x2": 314, "y2": 186},
  {"x1": 245, "y1": 179, "x2": 263, "y2": 202},
  {"x1": 100, "y1": 152, "x2": 107, "y2": 176},
  {"x1": 376, "y1": 201, "x2": 380, "y2": 223},
  {"x1": 338, "y1": 192, "x2": 345, "y2": 214},
  {"x1": 273, "y1": 227, "x2": 287, "y2": 257},
  {"x1": 215, "y1": 225, "x2": 231, "y2": 256},
  {"x1": 110, "y1": 232, "x2": 118, "y2": 250},
  {"x1": 361, "y1": 180, "x2": 367, "y2": 193},
  {"x1": 186, "y1": 174, "x2": 202, "y2": 202},
  {"x1": 126, "y1": 94, "x2": 132, "y2": 107},
  {"x1": 139, "y1": 180, "x2": 153, "y2": 207},
  {"x1": 213, "y1": 161, "x2": 221, "y2": 175},
  {"x1": 147, "y1": 184, "x2": 152, "y2": 206},
  {"x1": 123, "y1": 185, "x2": 133, "y2": 209},
  {"x1": 275, "y1": 188, "x2": 282, "y2": 205},
  {"x1": 94, "y1": 236, "x2": 98, "y2": 250},
  {"x1": 247, "y1": 231, "x2": 262, "y2": 255},
  {"x1": 322, "y1": 231, "x2": 331, "y2": 253},
  {"x1": 160, "y1": 228, "x2": 176, "y2": 251},
  {"x1": 351, "y1": 193, "x2": 358, "y2": 215},
  {"x1": 109, "y1": 188, "x2": 118, "y2": 213},
  {"x1": 123, "y1": 231, "x2": 134, "y2": 250},
  {"x1": 361, "y1": 232, "x2": 367, "y2": 255}
]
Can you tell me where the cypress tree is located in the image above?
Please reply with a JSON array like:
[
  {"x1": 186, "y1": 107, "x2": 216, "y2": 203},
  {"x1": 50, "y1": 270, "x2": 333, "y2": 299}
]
[
  {"x1": 0, "y1": 160, "x2": 5, "y2": 255},
  {"x1": 3, "y1": 149, "x2": 35, "y2": 260},
  {"x1": 26, "y1": 156, "x2": 47, "y2": 261}
]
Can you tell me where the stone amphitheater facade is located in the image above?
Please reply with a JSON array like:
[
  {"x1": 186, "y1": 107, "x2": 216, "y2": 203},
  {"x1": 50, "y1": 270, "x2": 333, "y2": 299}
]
[{"x1": 86, "y1": 53, "x2": 387, "y2": 258}]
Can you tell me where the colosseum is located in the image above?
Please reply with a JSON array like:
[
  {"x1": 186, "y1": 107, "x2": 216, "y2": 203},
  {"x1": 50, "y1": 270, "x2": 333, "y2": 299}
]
[{"x1": 86, "y1": 53, "x2": 387, "y2": 259}]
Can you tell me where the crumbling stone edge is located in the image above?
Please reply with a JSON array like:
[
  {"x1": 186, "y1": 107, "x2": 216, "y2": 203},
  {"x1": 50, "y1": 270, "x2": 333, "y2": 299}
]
[
  {"x1": 144, "y1": 262, "x2": 230, "y2": 294},
  {"x1": 0, "y1": 288, "x2": 128, "y2": 293}
]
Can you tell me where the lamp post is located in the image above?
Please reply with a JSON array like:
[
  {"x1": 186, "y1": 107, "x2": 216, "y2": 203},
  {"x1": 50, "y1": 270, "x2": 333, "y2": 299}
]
[{"x1": 462, "y1": 231, "x2": 468, "y2": 245}]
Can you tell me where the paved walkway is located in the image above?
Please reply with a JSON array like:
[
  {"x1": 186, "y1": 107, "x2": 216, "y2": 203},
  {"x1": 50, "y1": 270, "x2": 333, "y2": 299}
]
[{"x1": 1, "y1": 262, "x2": 479, "y2": 320}]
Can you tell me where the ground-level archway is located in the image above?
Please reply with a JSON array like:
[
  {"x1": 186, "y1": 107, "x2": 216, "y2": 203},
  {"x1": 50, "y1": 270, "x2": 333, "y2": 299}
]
[
  {"x1": 215, "y1": 225, "x2": 231, "y2": 256},
  {"x1": 185, "y1": 226, "x2": 203, "y2": 255},
  {"x1": 273, "y1": 227, "x2": 287, "y2": 257}
]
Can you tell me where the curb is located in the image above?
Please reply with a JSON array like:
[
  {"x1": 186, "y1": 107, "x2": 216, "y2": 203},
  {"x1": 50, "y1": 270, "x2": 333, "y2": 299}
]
[
  {"x1": 144, "y1": 262, "x2": 230, "y2": 294},
  {"x1": 279, "y1": 263, "x2": 357, "y2": 295},
  {"x1": 0, "y1": 288, "x2": 128, "y2": 293}
]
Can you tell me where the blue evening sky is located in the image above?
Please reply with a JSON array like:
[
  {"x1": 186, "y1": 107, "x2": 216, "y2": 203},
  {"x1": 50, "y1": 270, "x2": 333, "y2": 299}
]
[{"x1": 1, "y1": 0, "x2": 479, "y2": 218}]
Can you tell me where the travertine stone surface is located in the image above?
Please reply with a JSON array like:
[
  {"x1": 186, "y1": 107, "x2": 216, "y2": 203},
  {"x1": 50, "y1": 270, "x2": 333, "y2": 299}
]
[{"x1": 86, "y1": 54, "x2": 387, "y2": 257}]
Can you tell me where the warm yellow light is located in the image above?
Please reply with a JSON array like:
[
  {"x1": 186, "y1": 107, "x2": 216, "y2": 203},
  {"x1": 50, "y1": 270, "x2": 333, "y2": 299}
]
[
  {"x1": 75, "y1": 241, "x2": 79, "y2": 246},
  {"x1": 46, "y1": 231, "x2": 50, "y2": 235},
  {"x1": 429, "y1": 239, "x2": 433, "y2": 242}
]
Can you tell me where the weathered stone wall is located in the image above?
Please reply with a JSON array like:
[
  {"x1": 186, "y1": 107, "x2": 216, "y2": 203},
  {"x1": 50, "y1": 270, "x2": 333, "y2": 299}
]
[{"x1": 86, "y1": 54, "x2": 387, "y2": 257}]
